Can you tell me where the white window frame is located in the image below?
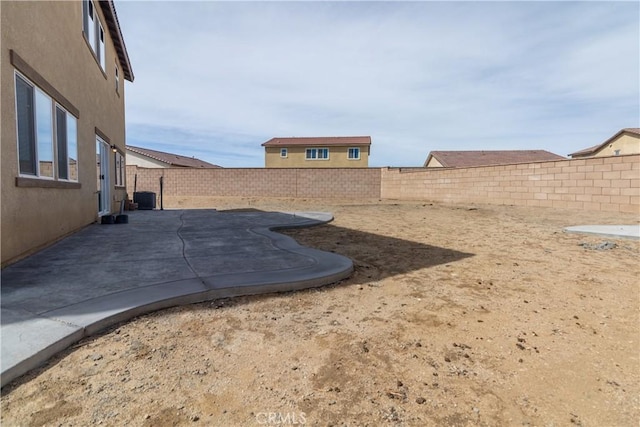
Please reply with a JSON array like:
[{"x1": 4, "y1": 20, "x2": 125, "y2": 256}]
[
  {"x1": 348, "y1": 147, "x2": 361, "y2": 160},
  {"x1": 83, "y1": 0, "x2": 96, "y2": 52},
  {"x1": 305, "y1": 147, "x2": 329, "y2": 160},
  {"x1": 280, "y1": 148, "x2": 288, "y2": 158},
  {"x1": 115, "y1": 64, "x2": 120, "y2": 93},
  {"x1": 98, "y1": 21, "x2": 105, "y2": 69},
  {"x1": 83, "y1": 0, "x2": 106, "y2": 72},
  {"x1": 15, "y1": 72, "x2": 79, "y2": 182}
]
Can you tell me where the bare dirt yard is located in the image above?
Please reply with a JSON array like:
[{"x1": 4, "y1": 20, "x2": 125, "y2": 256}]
[{"x1": 2, "y1": 198, "x2": 639, "y2": 426}]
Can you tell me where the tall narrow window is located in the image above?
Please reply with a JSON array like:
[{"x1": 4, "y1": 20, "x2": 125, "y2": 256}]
[
  {"x1": 280, "y1": 148, "x2": 287, "y2": 158},
  {"x1": 98, "y1": 22, "x2": 105, "y2": 68},
  {"x1": 114, "y1": 151, "x2": 125, "y2": 186},
  {"x1": 56, "y1": 107, "x2": 68, "y2": 180},
  {"x1": 68, "y1": 117, "x2": 78, "y2": 181},
  {"x1": 83, "y1": 0, "x2": 105, "y2": 71},
  {"x1": 35, "y1": 89, "x2": 54, "y2": 178},
  {"x1": 15, "y1": 75, "x2": 36, "y2": 175},
  {"x1": 84, "y1": 0, "x2": 96, "y2": 52},
  {"x1": 115, "y1": 65, "x2": 120, "y2": 93}
]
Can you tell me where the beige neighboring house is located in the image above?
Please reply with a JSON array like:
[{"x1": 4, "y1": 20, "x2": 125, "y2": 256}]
[
  {"x1": 126, "y1": 145, "x2": 220, "y2": 168},
  {"x1": 424, "y1": 150, "x2": 566, "y2": 168},
  {"x1": 262, "y1": 136, "x2": 371, "y2": 168},
  {"x1": 1, "y1": 1, "x2": 134, "y2": 266},
  {"x1": 568, "y1": 128, "x2": 640, "y2": 159}
]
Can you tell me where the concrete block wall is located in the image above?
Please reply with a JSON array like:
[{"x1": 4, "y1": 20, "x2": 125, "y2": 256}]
[
  {"x1": 381, "y1": 154, "x2": 639, "y2": 213},
  {"x1": 126, "y1": 167, "x2": 382, "y2": 199},
  {"x1": 126, "y1": 155, "x2": 639, "y2": 213}
]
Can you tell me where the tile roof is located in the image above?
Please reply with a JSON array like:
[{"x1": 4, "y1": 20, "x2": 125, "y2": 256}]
[
  {"x1": 126, "y1": 145, "x2": 221, "y2": 168},
  {"x1": 568, "y1": 128, "x2": 640, "y2": 157},
  {"x1": 99, "y1": 1, "x2": 134, "y2": 81},
  {"x1": 262, "y1": 136, "x2": 372, "y2": 147},
  {"x1": 425, "y1": 150, "x2": 566, "y2": 168}
]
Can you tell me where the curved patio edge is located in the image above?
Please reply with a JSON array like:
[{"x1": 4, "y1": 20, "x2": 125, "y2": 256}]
[{"x1": 1, "y1": 211, "x2": 353, "y2": 388}]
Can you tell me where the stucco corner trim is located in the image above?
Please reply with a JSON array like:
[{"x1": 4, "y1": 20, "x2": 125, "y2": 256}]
[
  {"x1": 16, "y1": 177, "x2": 82, "y2": 190},
  {"x1": 10, "y1": 50, "x2": 80, "y2": 119}
]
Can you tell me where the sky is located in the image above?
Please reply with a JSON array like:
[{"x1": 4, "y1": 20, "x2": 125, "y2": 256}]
[{"x1": 116, "y1": 0, "x2": 640, "y2": 167}]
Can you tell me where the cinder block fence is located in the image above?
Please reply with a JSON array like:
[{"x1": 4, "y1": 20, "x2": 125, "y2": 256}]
[
  {"x1": 126, "y1": 154, "x2": 639, "y2": 213},
  {"x1": 381, "y1": 154, "x2": 639, "y2": 213},
  {"x1": 126, "y1": 167, "x2": 382, "y2": 199}
]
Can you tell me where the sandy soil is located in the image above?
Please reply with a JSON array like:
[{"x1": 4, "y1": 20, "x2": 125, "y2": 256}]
[{"x1": 2, "y1": 198, "x2": 639, "y2": 427}]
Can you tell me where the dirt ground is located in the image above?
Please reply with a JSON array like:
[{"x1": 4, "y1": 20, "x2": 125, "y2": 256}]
[{"x1": 2, "y1": 198, "x2": 639, "y2": 427}]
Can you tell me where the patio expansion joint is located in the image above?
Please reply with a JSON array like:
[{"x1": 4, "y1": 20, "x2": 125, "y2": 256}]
[{"x1": 177, "y1": 210, "x2": 208, "y2": 287}]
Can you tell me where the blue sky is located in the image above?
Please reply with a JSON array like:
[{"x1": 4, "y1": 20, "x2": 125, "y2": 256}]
[{"x1": 116, "y1": 1, "x2": 639, "y2": 167}]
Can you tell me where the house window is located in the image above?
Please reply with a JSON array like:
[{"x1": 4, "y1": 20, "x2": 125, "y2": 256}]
[
  {"x1": 348, "y1": 147, "x2": 360, "y2": 160},
  {"x1": 83, "y1": 0, "x2": 96, "y2": 51},
  {"x1": 35, "y1": 89, "x2": 54, "y2": 178},
  {"x1": 280, "y1": 148, "x2": 287, "y2": 158},
  {"x1": 15, "y1": 73, "x2": 78, "y2": 181},
  {"x1": 98, "y1": 23, "x2": 105, "y2": 68},
  {"x1": 614, "y1": 149, "x2": 621, "y2": 156},
  {"x1": 115, "y1": 65, "x2": 120, "y2": 93},
  {"x1": 115, "y1": 151, "x2": 125, "y2": 186},
  {"x1": 306, "y1": 148, "x2": 329, "y2": 160},
  {"x1": 83, "y1": 0, "x2": 105, "y2": 71}
]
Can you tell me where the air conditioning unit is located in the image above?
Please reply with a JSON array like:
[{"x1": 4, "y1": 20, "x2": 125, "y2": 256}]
[{"x1": 133, "y1": 192, "x2": 156, "y2": 210}]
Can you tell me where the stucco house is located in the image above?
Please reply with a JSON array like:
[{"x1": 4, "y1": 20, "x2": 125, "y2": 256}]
[
  {"x1": 424, "y1": 150, "x2": 565, "y2": 168},
  {"x1": 262, "y1": 136, "x2": 371, "y2": 168},
  {"x1": 568, "y1": 128, "x2": 640, "y2": 159},
  {"x1": 126, "y1": 145, "x2": 220, "y2": 168},
  {"x1": 1, "y1": 0, "x2": 134, "y2": 265}
]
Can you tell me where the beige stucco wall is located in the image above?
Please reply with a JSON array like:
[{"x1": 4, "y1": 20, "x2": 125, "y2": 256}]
[
  {"x1": 424, "y1": 157, "x2": 443, "y2": 168},
  {"x1": 588, "y1": 133, "x2": 640, "y2": 158},
  {"x1": 126, "y1": 151, "x2": 168, "y2": 168},
  {"x1": 1, "y1": 1, "x2": 128, "y2": 265},
  {"x1": 265, "y1": 145, "x2": 370, "y2": 168}
]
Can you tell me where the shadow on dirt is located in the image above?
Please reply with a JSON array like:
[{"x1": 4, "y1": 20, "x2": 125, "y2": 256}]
[
  {"x1": 223, "y1": 207, "x2": 474, "y2": 287},
  {"x1": 282, "y1": 222, "x2": 472, "y2": 286}
]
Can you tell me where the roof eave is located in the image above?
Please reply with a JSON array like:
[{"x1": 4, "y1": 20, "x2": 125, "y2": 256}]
[{"x1": 99, "y1": 1, "x2": 134, "y2": 82}]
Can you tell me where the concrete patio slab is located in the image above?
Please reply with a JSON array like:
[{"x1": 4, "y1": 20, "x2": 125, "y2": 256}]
[
  {"x1": 1, "y1": 209, "x2": 353, "y2": 388},
  {"x1": 563, "y1": 224, "x2": 640, "y2": 240}
]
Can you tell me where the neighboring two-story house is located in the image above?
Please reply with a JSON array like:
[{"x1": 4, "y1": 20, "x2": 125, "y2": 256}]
[
  {"x1": 262, "y1": 136, "x2": 371, "y2": 168},
  {"x1": 568, "y1": 128, "x2": 640, "y2": 159},
  {"x1": 1, "y1": 0, "x2": 134, "y2": 265}
]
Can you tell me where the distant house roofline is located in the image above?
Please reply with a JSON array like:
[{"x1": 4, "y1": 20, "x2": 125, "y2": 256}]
[
  {"x1": 424, "y1": 150, "x2": 566, "y2": 168},
  {"x1": 126, "y1": 145, "x2": 221, "y2": 168},
  {"x1": 262, "y1": 136, "x2": 372, "y2": 147},
  {"x1": 568, "y1": 128, "x2": 640, "y2": 157}
]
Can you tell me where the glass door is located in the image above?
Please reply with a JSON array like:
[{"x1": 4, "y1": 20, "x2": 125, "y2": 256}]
[{"x1": 96, "y1": 137, "x2": 110, "y2": 216}]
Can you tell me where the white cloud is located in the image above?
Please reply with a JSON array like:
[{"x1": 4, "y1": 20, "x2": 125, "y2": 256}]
[{"x1": 117, "y1": 1, "x2": 639, "y2": 166}]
